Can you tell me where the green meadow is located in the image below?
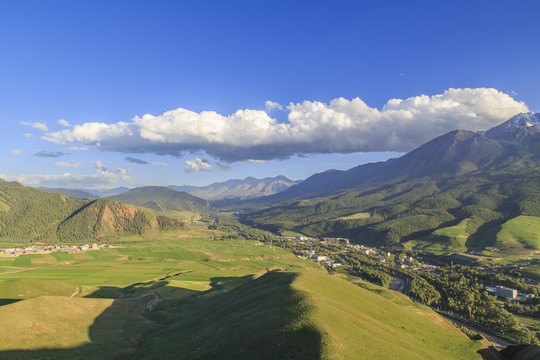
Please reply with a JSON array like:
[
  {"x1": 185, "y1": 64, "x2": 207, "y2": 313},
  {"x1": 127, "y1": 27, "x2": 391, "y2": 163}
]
[
  {"x1": 495, "y1": 215, "x2": 540, "y2": 251},
  {"x1": 0, "y1": 225, "x2": 499, "y2": 359}
]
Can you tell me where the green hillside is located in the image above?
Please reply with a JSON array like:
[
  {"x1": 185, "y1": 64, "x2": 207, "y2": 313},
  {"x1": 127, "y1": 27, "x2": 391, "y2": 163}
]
[
  {"x1": 404, "y1": 218, "x2": 471, "y2": 252},
  {"x1": 0, "y1": 180, "x2": 185, "y2": 243},
  {"x1": 495, "y1": 216, "x2": 540, "y2": 251},
  {"x1": 0, "y1": 230, "x2": 497, "y2": 359},
  {"x1": 108, "y1": 186, "x2": 216, "y2": 214},
  {"x1": 241, "y1": 168, "x2": 540, "y2": 251},
  {"x1": 38, "y1": 187, "x2": 98, "y2": 200},
  {"x1": 0, "y1": 180, "x2": 87, "y2": 241},
  {"x1": 135, "y1": 270, "x2": 494, "y2": 360}
]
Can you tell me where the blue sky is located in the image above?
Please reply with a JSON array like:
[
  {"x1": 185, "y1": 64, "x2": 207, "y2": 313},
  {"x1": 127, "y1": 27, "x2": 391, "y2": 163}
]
[{"x1": 1, "y1": 0, "x2": 539, "y2": 189}]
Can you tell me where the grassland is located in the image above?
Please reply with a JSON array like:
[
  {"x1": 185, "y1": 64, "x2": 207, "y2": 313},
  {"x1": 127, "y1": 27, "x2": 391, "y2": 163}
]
[
  {"x1": 0, "y1": 224, "x2": 499, "y2": 359},
  {"x1": 404, "y1": 218, "x2": 471, "y2": 252},
  {"x1": 495, "y1": 215, "x2": 540, "y2": 251}
]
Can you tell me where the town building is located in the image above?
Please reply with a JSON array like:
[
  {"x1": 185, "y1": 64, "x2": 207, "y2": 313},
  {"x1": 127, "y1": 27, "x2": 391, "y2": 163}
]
[
  {"x1": 495, "y1": 286, "x2": 518, "y2": 299},
  {"x1": 321, "y1": 237, "x2": 350, "y2": 245}
]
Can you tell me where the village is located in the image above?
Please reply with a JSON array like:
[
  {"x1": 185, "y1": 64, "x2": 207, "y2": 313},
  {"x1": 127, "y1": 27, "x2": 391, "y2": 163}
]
[
  {"x1": 0, "y1": 243, "x2": 113, "y2": 257},
  {"x1": 281, "y1": 235, "x2": 537, "y2": 302}
]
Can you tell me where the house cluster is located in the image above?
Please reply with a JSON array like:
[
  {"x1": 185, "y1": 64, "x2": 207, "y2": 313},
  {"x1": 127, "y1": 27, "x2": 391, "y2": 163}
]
[{"x1": 0, "y1": 243, "x2": 110, "y2": 257}]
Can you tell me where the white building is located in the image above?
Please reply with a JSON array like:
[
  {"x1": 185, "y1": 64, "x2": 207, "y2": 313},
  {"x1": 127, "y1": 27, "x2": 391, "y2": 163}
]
[{"x1": 496, "y1": 286, "x2": 517, "y2": 299}]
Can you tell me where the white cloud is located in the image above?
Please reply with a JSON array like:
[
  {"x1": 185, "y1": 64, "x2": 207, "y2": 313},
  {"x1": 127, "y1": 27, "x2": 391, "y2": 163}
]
[
  {"x1": 69, "y1": 146, "x2": 89, "y2": 151},
  {"x1": 43, "y1": 88, "x2": 529, "y2": 162},
  {"x1": 152, "y1": 162, "x2": 168, "y2": 166},
  {"x1": 55, "y1": 162, "x2": 81, "y2": 168},
  {"x1": 1, "y1": 169, "x2": 125, "y2": 189},
  {"x1": 265, "y1": 100, "x2": 283, "y2": 112},
  {"x1": 11, "y1": 149, "x2": 21, "y2": 155},
  {"x1": 23, "y1": 133, "x2": 32, "y2": 138},
  {"x1": 115, "y1": 168, "x2": 130, "y2": 175},
  {"x1": 57, "y1": 119, "x2": 71, "y2": 127},
  {"x1": 185, "y1": 158, "x2": 212, "y2": 173},
  {"x1": 21, "y1": 121, "x2": 48, "y2": 132}
]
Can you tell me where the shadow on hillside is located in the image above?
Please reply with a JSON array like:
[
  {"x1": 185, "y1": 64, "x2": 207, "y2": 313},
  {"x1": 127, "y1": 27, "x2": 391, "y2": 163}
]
[
  {"x1": 0, "y1": 271, "x2": 323, "y2": 360},
  {"x1": 0, "y1": 298, "x2": 22, "y2": 306},
  {"x1": 477, "y1": 346, "x2": 505, "y2": 360}
]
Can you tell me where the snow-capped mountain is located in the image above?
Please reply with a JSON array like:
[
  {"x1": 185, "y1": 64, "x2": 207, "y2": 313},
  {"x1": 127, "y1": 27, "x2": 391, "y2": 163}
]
[{"x1": 504, "y1": 112, "x2": 540, "y2": 128}]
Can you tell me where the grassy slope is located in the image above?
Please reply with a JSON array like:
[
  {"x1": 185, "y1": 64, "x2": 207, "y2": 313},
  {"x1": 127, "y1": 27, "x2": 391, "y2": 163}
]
[
  {"x1": 135, "y1": 269, "x2": 494, "y2": 360},
  {"x1": 0, "y1": 279, "x2": 78, "y2": 299},
  {"x1": 294, "y1": 271, "x2": 492, "y2": 360},
  {"x1": 404, "y1": 218, "x2": 471, "y2": 252},
  {"x1": 0, "y1": 296, "x2": 153, "y2": 360},
  {"x1": 495, "y1": 216, "x2": 540, "y2": 251}
]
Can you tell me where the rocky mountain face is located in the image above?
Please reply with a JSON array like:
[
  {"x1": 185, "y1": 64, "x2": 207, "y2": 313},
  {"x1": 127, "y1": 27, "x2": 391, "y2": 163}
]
[{"x1": 170, "y1": 176, "x2": 300, "y2": 201}]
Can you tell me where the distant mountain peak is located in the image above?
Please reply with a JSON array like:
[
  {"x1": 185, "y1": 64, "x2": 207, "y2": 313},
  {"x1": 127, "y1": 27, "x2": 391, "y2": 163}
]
[
  {"x1": 504, "y1": 112, "x2": 540, "y2": 128},
  {"x1": 485, "y1": 112, "x2": 540, "y2": 143}
]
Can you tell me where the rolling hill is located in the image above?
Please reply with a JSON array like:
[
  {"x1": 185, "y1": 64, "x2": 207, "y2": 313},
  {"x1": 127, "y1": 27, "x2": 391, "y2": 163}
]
[
  {"x1": 0, "y1": 180, "x2": 185, "y2": 243},
  {"x1": 38, "y1": 187, "x2": 99, "y2": 200},
  {"x1": 108, "y1": 186, "x2": 216, "y2": 213},
  {"x1": 240, "y1": 113, "x2": 540, "y2": 252}
]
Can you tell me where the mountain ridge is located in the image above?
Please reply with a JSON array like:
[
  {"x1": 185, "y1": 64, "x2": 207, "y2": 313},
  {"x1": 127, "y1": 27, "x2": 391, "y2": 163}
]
[
  {"x1": 169, "y1": 175, "x2": 300, "y2": 202},
  {"x1": 240, "y1": 113, "x2": 540, "y2": 251},
  {"x1": 108, "y1": 186, "x2": 216, "y2": 214}
]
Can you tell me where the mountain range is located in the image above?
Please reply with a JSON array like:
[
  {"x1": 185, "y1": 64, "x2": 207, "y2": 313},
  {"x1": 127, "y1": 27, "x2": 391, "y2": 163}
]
[
  {"x1": 170, "y1": 175, "x2": 300, "y2": 202},
  {"x1": 239, "y1": 113, "x2": 540, "y2": 252},
  {"x1": 39, "y1": 176, "x2": 299, "y2": 203}
]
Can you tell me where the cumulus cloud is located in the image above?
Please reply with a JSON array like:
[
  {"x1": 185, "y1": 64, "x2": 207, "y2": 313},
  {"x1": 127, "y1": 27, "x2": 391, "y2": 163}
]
[
  {"x1": 1, "y1": 169, "x2": 124, "y2": 189},
  {"x1": 265, "y1": 100, "x2": 283, "y2": 112},
  {"x1": 69, "y1": 146, "x2": 88, "y2": 151},
  {"x1": 55, "y1": 161, "x2": 80, "y2": 168},
  {"x1": 93, "y1": 160, "x2": 108, "y2": 172},
  {"x1": 21, "y1": 121, "x2": 48, "y2": 132},
  {"x1": 11, "y1": 149, "x2": 21, "y2": 155},
  {"x1": 185, "y1": 158, "x2": 212, "y2": 173},
  {"x1": 43, "y1": 88, "x2": 529, "y2": 162},
  {"x1": 33, "y1": 150, "x2": 65, "y2": 158},
  {"x1": 57, "y1": 119, "x2": 71, "y2": 127},
  {"x1": 115, "y1": 168, "x2": 132, "y2": 180}
]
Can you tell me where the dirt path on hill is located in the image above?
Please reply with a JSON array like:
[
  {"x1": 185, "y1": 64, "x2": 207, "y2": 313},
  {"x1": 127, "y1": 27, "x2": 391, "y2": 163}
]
[
  {"x1": 138, "y1": 292, "x2": 161, "y2": 311},
  {"x1": 70, "y1": 286, "x2": 81, "y2": 298}
]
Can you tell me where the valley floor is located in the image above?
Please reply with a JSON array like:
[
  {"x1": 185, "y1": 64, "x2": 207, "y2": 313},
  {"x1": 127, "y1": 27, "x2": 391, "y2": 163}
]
[{"x1": 0, "y1": 226, "x2": 509, "y2": 359}]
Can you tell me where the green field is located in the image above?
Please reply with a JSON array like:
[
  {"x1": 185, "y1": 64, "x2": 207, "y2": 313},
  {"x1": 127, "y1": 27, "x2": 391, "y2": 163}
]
[{"x1": 0, "y1": 225, "x2": 499, "y2": 359}]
